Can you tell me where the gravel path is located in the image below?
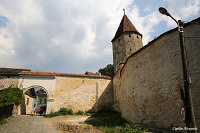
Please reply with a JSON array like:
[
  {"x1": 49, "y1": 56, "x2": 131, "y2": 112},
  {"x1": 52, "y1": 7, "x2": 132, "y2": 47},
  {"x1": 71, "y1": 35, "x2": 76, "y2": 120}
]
[{"x1": 0, "y1": 115, "x2": 61, "y2": 133}]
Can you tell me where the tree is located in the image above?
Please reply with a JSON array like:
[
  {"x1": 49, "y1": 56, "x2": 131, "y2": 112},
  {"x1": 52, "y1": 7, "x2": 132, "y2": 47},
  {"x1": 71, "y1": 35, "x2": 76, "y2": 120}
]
[
  {"x1": 0, "y1": 86, "x2": 23, "y2": 107},
  {"x1": 98, "y1": 64, "x2": 114, "y2": 78}
]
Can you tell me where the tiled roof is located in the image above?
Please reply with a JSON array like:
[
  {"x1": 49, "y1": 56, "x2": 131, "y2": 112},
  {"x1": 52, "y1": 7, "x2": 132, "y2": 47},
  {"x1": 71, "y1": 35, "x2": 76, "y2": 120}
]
[
  {"x1": 0, "y1": 67, "x2": 31, "y2": 76},
  {"x1": 85, "y1": 71, "x2": 100, "y2": 76},
  {"x1": 19, "y1": 71, "x2": 112, "y2": 80},
  {"x1": 112, "y1": 15, "x2": 141, "y2": 42}
]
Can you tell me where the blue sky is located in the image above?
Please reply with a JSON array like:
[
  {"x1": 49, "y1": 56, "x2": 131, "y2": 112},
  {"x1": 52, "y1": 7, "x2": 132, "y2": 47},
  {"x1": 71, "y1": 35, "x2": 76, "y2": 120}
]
[
  {"x1": 0, "y1": 16, "x2": 8, "y2": 27},
  {"x1": 0, "y1": 0, "x2": 199, "y2": 74}
]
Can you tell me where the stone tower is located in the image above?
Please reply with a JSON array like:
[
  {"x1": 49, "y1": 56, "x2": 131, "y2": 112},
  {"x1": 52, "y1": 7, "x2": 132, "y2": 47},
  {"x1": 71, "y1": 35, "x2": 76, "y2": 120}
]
[{"x1": 112, "y1": 14, "x2": 143, "y2": 73}]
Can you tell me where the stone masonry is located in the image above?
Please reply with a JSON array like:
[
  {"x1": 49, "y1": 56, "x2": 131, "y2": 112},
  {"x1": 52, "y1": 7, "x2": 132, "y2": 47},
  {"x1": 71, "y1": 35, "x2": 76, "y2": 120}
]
[{"x1": 112, "y1": 17, "x2": 200, "y2": 129}]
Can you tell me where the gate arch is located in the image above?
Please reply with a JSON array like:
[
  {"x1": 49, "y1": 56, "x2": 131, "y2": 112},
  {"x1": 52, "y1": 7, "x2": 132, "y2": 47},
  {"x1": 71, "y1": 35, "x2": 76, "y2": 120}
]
[
  {"x1": 22, "y1": 85, "x2": 49, "y2": 115},
  {"x1": 24, "y1": 85, "x2": 49, "y2": 99}
]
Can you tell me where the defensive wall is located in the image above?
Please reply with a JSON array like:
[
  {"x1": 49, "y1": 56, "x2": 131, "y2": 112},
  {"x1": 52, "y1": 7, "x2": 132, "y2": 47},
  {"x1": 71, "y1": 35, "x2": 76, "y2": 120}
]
[
  {"x1": 0, "y1": 70, "x2": 112, "y2": 114},
  {"x1": 113, "y1": 17, "x2": 200, "y2": 129}
]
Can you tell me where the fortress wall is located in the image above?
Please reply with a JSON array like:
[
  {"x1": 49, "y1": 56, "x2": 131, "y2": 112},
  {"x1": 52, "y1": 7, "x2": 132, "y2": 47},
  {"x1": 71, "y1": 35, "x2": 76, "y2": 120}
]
[
  {"x1": 53, "y1": 76, "x2": 112, "y2": 113},
  {"x1": 113, "y1": 22, "x2": 200, "y2": 129},
  {"x1": 0, "y1": 76, "x2": 19, "y2": 90}
]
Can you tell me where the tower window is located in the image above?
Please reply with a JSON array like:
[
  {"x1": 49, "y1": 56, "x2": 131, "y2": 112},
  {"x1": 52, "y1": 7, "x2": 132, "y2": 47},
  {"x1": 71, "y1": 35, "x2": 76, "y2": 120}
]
[
  {"x1": 137, "y1": 35, "x2": 139, "y2": 38},
  {"x1": 129, "y1": 34, "x2": 131, "y2": 37}
]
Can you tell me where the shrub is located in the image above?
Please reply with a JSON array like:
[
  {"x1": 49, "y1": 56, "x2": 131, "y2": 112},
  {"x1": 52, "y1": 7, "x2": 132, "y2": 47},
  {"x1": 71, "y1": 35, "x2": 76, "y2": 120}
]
[
  {"x1": 120, "y1": 124, "x2": 147, "y2": 133},
  {"x1": 44, "y1": 112, "x2": 59, "y2": 118},
  {"x1": 58, "y1": 107, "x2": 73, "y2": 115},
  {"x1": 76, "y1": 110, "x2": 84, "y2": 115},
  {"x1": 0, "y1": 118, "x2": 7, "y2": 125},
  {"x1": 45, "y1": 107, "x2": 73, "y2": 117},
  {"x1": 0, "y1": 86, "x2": 23, "y2": 107}
]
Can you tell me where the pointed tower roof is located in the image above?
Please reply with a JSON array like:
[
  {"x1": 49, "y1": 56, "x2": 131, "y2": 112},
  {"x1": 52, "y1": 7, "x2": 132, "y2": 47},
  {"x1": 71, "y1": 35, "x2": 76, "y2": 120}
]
[{"x1": 111, "y1": 15, "x2": 142, "y2": 42}]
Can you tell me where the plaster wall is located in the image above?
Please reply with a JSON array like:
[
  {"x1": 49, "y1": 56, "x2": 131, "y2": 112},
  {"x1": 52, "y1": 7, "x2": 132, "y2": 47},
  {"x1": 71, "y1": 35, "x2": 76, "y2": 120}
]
[
  {"x1": 18, "y1": 76, "x2": 56, "y2": 114},
  {"x1": 113, "y1": 22, "x2": 200, "y2": 129},
  {"x1": 24, "y1": 94, "x2": 34, "y2": 114},
  {"x1": 53, "y1": 76, "x2": 112, "y2": 113}
]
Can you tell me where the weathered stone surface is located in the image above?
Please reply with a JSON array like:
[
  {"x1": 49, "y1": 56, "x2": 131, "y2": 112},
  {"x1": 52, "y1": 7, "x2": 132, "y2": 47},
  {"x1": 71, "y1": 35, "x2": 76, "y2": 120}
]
[
  {"x1": 54, "y1": 76, "x2": 112, "y2": 112},
  {"x1": 0, "y1": 76, "x2": 19, "y2": 90},
  {"x1": 113, "y1": 20, "x2": 200, "y2": 129},
  {"x1": 16, "y1": 75, "x2": 112, "y2": 114},
  {"x1": 112, "y1": 32, "x2": 143, "y2": 73}
]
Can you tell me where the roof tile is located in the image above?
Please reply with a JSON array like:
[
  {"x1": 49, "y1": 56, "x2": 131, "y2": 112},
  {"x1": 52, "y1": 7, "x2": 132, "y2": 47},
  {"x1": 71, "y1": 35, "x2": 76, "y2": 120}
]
[
  {"x1": 112, "y1": 15, "x2": 141, "y2": 42},
  {"x1": 19, "y1": 71, "x2": 112, "y2": 80}
]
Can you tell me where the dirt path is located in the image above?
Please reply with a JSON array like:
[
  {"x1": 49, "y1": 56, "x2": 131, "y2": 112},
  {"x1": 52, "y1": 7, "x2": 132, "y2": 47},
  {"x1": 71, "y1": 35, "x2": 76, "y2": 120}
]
[
  {"x1": 0, "y1": 115, "x2": 60, "y2": 133},
  {"x1": 0, "y1": 115, "x2": 102, "y2": 133},
  {"x1": 48, "y1": 115, "x2": 103, "y2": 133}
]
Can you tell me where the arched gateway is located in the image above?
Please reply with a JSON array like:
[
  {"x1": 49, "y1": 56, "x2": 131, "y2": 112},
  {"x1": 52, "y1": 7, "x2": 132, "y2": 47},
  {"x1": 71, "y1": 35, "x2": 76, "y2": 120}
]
[
  {"x1": 18, "y1": 73, "x2": 56, "y2": 115},
  {"x1": 22, "y1": 85, "x2": 49, "y2": 115},
  {"x1": 0, "y1": 68, "x2": 112, "y2": 115}
]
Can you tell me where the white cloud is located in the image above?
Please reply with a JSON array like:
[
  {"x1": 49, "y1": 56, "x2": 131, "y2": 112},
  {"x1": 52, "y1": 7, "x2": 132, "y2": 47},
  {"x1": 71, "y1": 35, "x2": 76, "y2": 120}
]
[
  {"x1": 163, "y1": 0, "x2": 200, "y2": 27},
  {"x1": 144, "y1": 5, "x2": 151, "y2": 13},
  {"x1": 0, "y1": 0, "x2": 199, "y2": 73}
]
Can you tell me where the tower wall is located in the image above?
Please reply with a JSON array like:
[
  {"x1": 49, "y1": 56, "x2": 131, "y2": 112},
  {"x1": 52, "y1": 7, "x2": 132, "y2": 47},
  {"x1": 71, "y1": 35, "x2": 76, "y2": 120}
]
[
  {"x1": 112, "y1": 35, "x2": 126, "y2": 73},
  {"x1": 124, "y1": 32, "x2": 143, "y2": 58},
  {"x1": 112, "y1": 32, "x2": 143, "y2": 73}
]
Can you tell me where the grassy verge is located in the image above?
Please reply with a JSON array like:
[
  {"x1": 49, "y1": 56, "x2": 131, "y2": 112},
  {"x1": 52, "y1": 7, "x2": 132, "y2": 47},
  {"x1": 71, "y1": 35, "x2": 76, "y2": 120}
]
[
  {"x1": 44, "y1": 108, "x2": 91, "y2": 118},
  {"x1": 0, "y1": 118, "x2": 7, "y2": 125},
  {"x1": 84, "y1": 111, "x2": 148, "y2": 133}
]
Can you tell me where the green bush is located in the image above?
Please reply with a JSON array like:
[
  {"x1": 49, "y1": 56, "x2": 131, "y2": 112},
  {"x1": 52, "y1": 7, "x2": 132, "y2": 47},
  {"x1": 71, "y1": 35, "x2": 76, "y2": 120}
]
[
  {"x1": 119, "y1": 124, "x2": 147, "y2": 133},
  {"x1": 75, "y1": 110, "x2": 84, "y2": 115},
  {"x1": 0, "y1": 118, "x2": 7, "y2": 125},
  {"x1": 58, "y1": 107, "x2": 73, "y2": 115},
  {"x1": 45, "y1": 107, "x2": 73, "y2": 117},
  {"x1": 44, "y1": 112, "x2": 60, "y2": 118},
  {"x1": 0, "y1": 86, "x2": 23, "y2": 107}
]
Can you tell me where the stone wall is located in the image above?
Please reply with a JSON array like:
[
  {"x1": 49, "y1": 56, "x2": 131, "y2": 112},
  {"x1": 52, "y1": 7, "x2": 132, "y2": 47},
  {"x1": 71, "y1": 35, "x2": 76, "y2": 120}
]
[
  {"x1": 113, "y1": 20, "x2": 200, "y2": 129},
  {"x1": 112, "y1": 33, "x2": 143, "y2": 73},
  {"x1": 0, "y1": 76, "x2": 19, "y2": 90},
  {"x1": 53, "y1": 76, "x2": 112, "y2": 113}
]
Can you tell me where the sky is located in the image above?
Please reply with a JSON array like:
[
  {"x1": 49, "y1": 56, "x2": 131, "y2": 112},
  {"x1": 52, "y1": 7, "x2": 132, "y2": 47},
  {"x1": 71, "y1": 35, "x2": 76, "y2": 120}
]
[{"x1": 0, "y1": 0, "x2": 199, "y2": 74}]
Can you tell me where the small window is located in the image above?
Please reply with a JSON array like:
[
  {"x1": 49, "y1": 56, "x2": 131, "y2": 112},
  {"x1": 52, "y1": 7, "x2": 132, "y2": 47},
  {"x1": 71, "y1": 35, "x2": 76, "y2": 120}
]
[
  {"x1": 129, "y1": 34, "x2": 131, "y2": 37},
  {"x1": 118, "y1": 39, "x2": 120, "y2": 42},
  {"x1": 39, "y1": 99, "x2": 42, "y2": 104},
  {"x1": 44, "y1": 99, "x2": 47, "y2": 104},
  {"x1": 137, "y1": 35, "x2": 139, "y2": 38},
  {"x1": 26, "y1": 98, "x2": 29, "y2": 105},
  {"x1": 34, "y1": 103, "x2": 36, "y2": 107},
  {"x1": 130, "y1": 47, "x2": 131, "y2": 51}
]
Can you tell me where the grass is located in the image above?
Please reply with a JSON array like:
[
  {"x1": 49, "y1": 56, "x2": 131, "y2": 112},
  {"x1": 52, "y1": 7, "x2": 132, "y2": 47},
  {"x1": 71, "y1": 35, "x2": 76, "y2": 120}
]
[
  {"x1": 0, "y1": 118, "x2": 7, "y2": 125},
  {"x1": 84, "y1": 110, "x2": 148, "y2": 133},
  {"x1": 44, "y1": 107, "x2": 73, "y2": 118},
  {"x1": 44, "y1": 108, "x2": 148, "y2": 132},
  {"x1": 44, "y1": 108, "x2": 91, "y2": 118},
  {"x1": 74, "y1": 110, "x2": 92, "y2": 116}
]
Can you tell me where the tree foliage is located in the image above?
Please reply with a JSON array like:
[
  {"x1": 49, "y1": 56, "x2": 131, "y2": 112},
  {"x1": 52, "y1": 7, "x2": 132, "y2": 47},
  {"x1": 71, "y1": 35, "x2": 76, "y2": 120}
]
[
  {"x1": 0, "y1": 86, "x2": 23, "y2": 107},
  {"x1": 98, "y1": 64, "x2": 114, "y2": 78}
]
